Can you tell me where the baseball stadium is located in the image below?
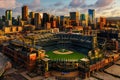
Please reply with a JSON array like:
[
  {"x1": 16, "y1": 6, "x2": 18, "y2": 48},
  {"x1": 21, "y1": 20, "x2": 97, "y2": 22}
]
[
  {"x1": 31, "y1": 33, "x2": 100, "y2": 79},
  {"x1": 2, "y1": 31, "x2": 120, "y2": 79}
]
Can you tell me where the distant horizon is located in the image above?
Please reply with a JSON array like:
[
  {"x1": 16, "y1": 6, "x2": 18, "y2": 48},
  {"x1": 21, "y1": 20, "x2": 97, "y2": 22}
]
[{"x1": 0, "y1": 0, "x2": 120, "y2": 18}]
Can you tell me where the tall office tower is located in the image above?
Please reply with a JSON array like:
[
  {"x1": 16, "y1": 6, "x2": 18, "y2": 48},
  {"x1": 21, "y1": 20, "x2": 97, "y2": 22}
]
[
  {"x1": 12, "y1": 17, "x2": 18, "y2": 26},
  {"x1": 22, "y1": 6, "x2": 28, "y2": 21},
  {"x1": 50, "y1": 15, "x2": 55, "y2": 28},
  {"x1": 29, "y1": 12, "x2": 35, "y2": 25},
  {"x1": 60, "y1": 16, "x2": 64, "y2": 26},
  {"x1": 80, "y1": 14, "x2": 85, "y2": 21},
  {"x1": 97, "y1": 17, "x2": 106, "y2": 30},
  {"x1": 50, "y1": 15, "x2": 54, "y2": 22},
  {"x1": 50, "y1": 15, "x2": 57, "y2": 28},
  {"x1": 5, "y1": 10, "x2": 12, "y2": 21},
  {"x1": 29, "y1": 12, "x2": 34, "y2": 19},
  {"x1": 80, "y1": 14, "x2": 88, "y2": 27},
  {"x1": 56, "y1": 16, "x2": 60, "y2": 27},
  {"x1": 70, "y1": 12, "x2": 80, "y2": 26},
  {"x1": 88, "y1": 9, "x2": 95, "y2": 24},
  {"x1": 34, "y1": 13, "x2": 41, "y2": 29},
  {"x1": 63, "y1": 16, "x2": 70, "y2": 28},
  {"x1": 5, "y1": 10, "x2": 12, "y2": 26},
  {"x1": 42, "y1": 13, "x2": 50, "y2": 28},
  {"x1": 17, "y1": 15, "x2": 21, "y2": 25},
  {"x1": 88, "y1": 9, "x2": 96, "y2": 29},
  {"x1": 2, "y1": 15, "x2": 6, "y2": 22}
]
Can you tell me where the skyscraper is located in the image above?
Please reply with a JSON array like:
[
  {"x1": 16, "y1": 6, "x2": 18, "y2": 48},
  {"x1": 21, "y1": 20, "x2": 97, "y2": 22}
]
[
  {"x1": 80, "y1": 14, "x2": 88, "y2": 27},
  {"x1": 29, "y1": 12, "x2": 35, "y2": 19},
  {"x1": 56, "y1": 16, "x2": 60, "y2": 27},
  {"x1": 42, "y1": 13, "x2": 50, "y2": 27},
  {"x1": 88, "y1": 9, "x2": 95, "y2": 24},
  {"x1": 5, "y1": 10, "x2": 12, "y2": 26},
  {"x1": 50, "y1": 15, "x2": 56, "y2": 28},
  {"x1": 22, "y1": 6, "x2": 28, "y2": 21},
  {"x1": 34, "y1": 13, "x2": 41, "y2": 29},
  {"x1": 60, "y1": 16, "x2": 64, "y2": 27},
  {"x1": 80, "y1": 14, "x2": 86, "y2": 21},
  {"x1": 5, "y1": 10, "x2": 12, "y2": 21},
  {"x1": 17, "y1": 15, "x2": 21, "y2": 25},
  {"x1": 63, "y1": 16, "x2": 70, "y2": 28},
  {"x1": 2, "y1": 15, "x2": 6, "y2": 22},
  {"x1": 29, "y1": 12, "x2": 35, "y2": 25},
  {"x1": 98, "y1": 17, "x2": 106, "y2": 29},
  {"x1": 70, "y1": 12, "x2": 80, "y2": 26}
]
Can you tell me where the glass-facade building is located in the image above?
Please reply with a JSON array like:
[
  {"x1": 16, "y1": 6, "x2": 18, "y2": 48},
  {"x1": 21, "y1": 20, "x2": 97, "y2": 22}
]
[
  {"x1": 5, "y1": 10, "x2": 12, "y2": 20},
  {"x1": 80, "y1": 14, "x2": 86, "y2": 21},
  {"x1": 88, "y1": 9, "x2": 95, "y2": 24}
]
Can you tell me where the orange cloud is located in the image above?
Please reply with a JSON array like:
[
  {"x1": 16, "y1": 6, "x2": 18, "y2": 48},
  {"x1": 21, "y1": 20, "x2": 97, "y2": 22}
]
[{"x1": 0, "y1": 0, "x2": 16, "y2": 9}]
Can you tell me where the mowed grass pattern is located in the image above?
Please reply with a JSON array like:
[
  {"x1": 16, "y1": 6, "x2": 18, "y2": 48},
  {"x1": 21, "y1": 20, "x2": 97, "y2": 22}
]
[{"x1": 46, "y1": 50, "x2": 86, "y2": 61}]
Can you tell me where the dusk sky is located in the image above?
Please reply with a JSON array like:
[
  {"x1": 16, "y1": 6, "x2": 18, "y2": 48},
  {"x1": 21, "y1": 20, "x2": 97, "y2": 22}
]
[{"x1": 0, "y1": 0, "x2": 120, "y2": 18}]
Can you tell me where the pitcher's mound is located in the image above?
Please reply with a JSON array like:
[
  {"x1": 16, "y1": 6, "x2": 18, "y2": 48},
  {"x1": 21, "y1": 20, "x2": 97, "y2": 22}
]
[{"x1": 53, "y1": 49, "x2": 73, "y2": 54}]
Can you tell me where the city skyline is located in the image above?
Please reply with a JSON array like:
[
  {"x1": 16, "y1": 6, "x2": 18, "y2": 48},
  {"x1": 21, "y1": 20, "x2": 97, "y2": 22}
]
[{"x1": 0, "y1": 0, "x2": 120, "y2": 18}]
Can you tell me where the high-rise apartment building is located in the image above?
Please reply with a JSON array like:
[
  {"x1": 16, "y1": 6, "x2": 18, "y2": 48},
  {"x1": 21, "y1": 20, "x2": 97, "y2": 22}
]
[
  {"x1": 56, "y1": 16, "x2": 60, "y2": 27},
  {"x1": 80, "y1": 14, "x2": 88, "y2": 27},
  {"x1": 70, "y1": 12, "x2": 80, "y2": 26},
  {"x1": 63, "y1": 16, "x2": 70, "y2": 28},
  {"x1": 29, "y1": 12, "x2": 35, "y2": 19},
  {"x1": 50, "y1": 15, "x2": 56, "y2": 28},
  {"x1": 2, "y1": 16, "x2": 6, "y2": 22},
  {"x1": 60, "y1": 16, "x2": 64, "y2": 26},
  {"x1": 22, "y1": 6, "x2": 28, "y2": 21},
  {"x1": 42, "y1": 13, "x2": 50, "y2": 28},
  {"x1": 5, "y1": 10, "x2": 12, "y2": 21},
  {"x1": 34, "y1": 13, "x2": 41, "y2": 29},
  {"x1": 88, "y1": 9, "x2": 96, "y2": 29},
  {"x1": 5, "y1": 10, "x2": 12, "y2": 26},
  {"x1": 97, "y1": 17, "x2": 106, "y2": 29},
  {"x1": 80, "y1": 14, "x2": 86, "y2": 21},
  {"x1": 17, "y1": 15, "x2": 21, "y2": 25},
  {"x1": 88, "y1": 9, "x2": 95, "y2": 24},
  {"x1": 29, "y1": 12, "x2": 35, "y2": 25}
]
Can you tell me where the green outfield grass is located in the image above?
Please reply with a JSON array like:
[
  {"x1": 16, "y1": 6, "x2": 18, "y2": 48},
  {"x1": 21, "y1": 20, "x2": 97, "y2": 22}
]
[{"x1": 45, "y1": 49, "x2": 86, "y2": 61}]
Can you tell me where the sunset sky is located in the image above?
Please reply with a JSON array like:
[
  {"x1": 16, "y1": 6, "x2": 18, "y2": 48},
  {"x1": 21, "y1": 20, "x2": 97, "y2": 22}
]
[{"x1": 0, "y1": 0, "x2": 120, "y2": 18}]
